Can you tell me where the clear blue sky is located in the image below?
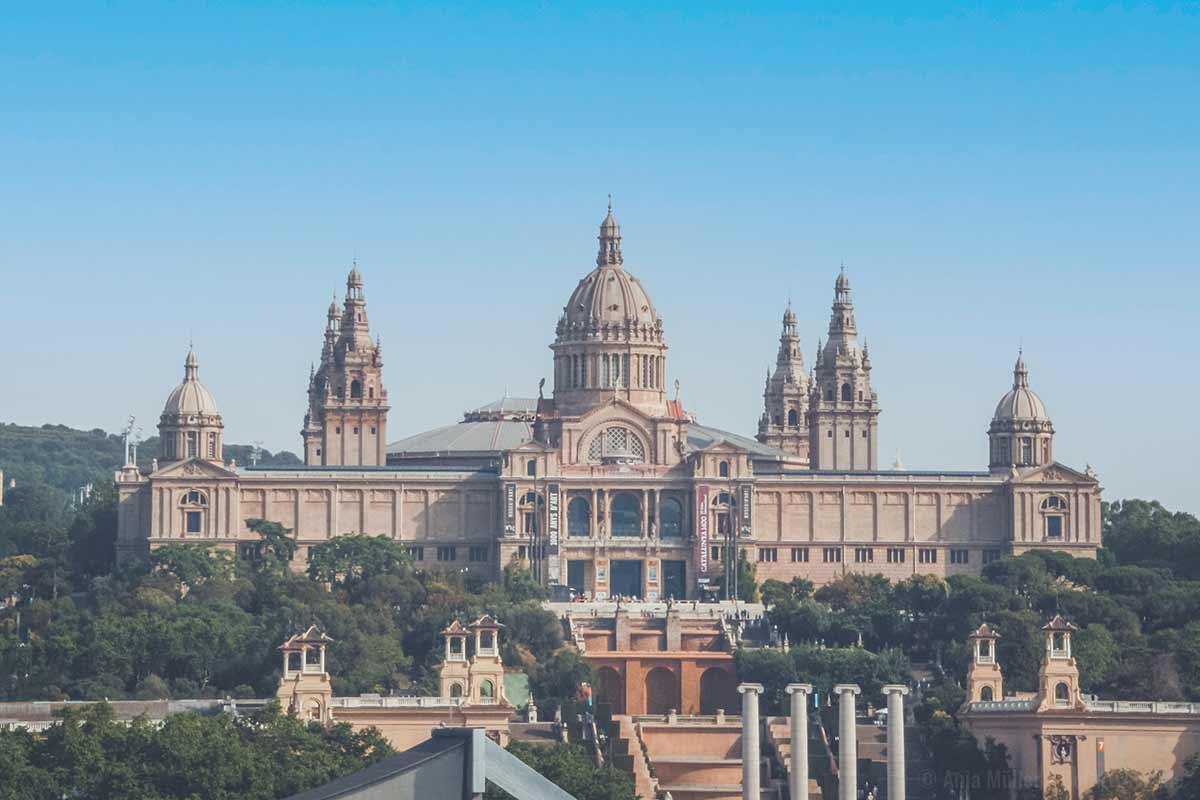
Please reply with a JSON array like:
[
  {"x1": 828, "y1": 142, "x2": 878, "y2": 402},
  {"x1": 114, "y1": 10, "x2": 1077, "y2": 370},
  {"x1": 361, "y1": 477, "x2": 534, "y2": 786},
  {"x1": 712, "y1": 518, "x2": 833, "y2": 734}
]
[{"x1": 1, "y1": 2, "x2": 1197, "y2": 512}]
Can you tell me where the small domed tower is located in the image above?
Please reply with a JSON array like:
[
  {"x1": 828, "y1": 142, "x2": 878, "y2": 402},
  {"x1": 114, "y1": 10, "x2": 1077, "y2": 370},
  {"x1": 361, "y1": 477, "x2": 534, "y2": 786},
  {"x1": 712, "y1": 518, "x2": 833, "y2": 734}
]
[
  {"x1": 757, "y1": 302, "x2": 811, "y2": 462},
  {"x1": 302, "y1": 265, "x2": 390, "y2": 466},
  {"x1": 966, "y1": 623, "x2": 1004, "y2": 703},
  {"x1": 550, "y1": 203, "x2": 668, "y2": 417},
  {"x1": 808, "y1": 268, "x2": 880, "y2": 470},
  {"x1": 158, "y1": 347, "x2": 223, "y2": 463},
  {"x1": 988, "y1": 352, "x2": 1054, "y2": 473}
]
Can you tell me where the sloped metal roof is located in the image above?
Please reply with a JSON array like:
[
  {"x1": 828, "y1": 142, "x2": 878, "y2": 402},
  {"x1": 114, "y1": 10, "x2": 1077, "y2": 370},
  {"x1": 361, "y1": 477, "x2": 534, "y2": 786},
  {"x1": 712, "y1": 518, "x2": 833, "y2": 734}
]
[
  {"x1": 387, "y1": 420, "x2": 533, "y2": 456},
  {"x1": 466, "y1": 397, "x2": 539, "y2": 415},
  {"x1": 686, "y1": 423, "x2": 786, "y2": 460}
]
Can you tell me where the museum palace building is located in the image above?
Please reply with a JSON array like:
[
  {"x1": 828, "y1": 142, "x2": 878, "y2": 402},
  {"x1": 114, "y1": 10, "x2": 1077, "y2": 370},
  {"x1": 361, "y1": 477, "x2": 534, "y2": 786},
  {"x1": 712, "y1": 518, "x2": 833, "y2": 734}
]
[{"x1": 116, "y1": 206, "x2": 1102, "y2": 598}]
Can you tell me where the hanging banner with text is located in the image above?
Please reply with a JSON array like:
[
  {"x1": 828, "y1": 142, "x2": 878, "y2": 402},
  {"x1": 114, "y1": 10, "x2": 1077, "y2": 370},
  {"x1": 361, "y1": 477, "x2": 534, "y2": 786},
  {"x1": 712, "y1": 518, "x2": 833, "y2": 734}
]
[
  {"x1": 547, "y1": 483, "x2": 561, "y2": 583},
  {"x1": 504, "y1": 483, "x2": 516, "y2": 535},
  {"x1": 696, "y1": 485, "x2": 710, "y2": 584},
  {"x1": 739, "y1": 483, "x2": 753, "y2": 536}
]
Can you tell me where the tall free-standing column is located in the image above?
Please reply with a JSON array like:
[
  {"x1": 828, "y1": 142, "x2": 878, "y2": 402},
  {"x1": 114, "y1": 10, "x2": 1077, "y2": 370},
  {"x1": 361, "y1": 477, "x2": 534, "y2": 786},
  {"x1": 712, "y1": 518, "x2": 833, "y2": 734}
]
[
  {"x1": 785, "y1": 683, "x2": 814, "y2": 800},
  {"x1": 834, "y1": 684, "x2": 861, "y2": 800},
  {"x1": 883, "y1": 685, "x2": 909, "y2": 800},
  {"x1": 738, "y1": 683, "x2": 763, "y2": 800}
]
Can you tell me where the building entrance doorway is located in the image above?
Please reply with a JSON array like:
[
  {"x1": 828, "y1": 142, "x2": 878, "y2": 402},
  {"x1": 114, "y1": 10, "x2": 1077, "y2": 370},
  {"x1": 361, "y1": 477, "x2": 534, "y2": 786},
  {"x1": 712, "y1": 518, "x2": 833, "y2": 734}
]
[
  {"x1": 610, "y1": 560, "x2": 643, "y2": 599},
  {"x1": 662, "y1": 560, "x2": 686, "y2": 601},
  {"x1": 567, "y1": 560, "x2": 586, "y2": 595}
]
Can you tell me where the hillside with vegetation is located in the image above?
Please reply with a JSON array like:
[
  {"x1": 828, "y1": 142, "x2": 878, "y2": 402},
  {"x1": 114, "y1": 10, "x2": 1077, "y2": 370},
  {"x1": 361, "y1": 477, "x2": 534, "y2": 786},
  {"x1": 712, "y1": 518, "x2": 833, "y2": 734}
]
[
  {"x1": 0, "y1": 421, "x2": 301, "y2": 496},
  {"x1": 4, "y1": 426, "x2": 1200, "y2": 798}
]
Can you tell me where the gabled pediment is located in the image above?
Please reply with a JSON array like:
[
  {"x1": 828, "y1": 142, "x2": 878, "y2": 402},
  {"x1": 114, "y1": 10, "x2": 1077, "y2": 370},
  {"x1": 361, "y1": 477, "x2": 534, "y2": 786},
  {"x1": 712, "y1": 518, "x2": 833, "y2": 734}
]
[
  {"x1": 573, "y1": 396, "x2": 663, "y2": 428},
  {"x1": 1012, "y1": 461, "x2": 1098, "y2": 485},
  {"x1": 151, "y1": 458, "x2": 239, "y2": 480}
]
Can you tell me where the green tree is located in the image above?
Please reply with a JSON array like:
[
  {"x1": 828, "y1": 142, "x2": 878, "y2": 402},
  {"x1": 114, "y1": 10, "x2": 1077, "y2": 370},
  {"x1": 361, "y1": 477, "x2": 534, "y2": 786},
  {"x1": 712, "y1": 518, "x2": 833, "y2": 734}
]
[
  {"x1": 245, "y1": 518, "x2": 297, "y2": 570},
  {"x1": 529, "y1": 648, "x2": 595, "y2": 717},
  {"x1": 306, "y1": 535, "x2": 412, "y2": 588},
  {"x1": 150, "y1": 542, "x2": 236, "y2": 591},
  {"x1": 485, "y1": 741, "x2": 636, "y2": 800}
]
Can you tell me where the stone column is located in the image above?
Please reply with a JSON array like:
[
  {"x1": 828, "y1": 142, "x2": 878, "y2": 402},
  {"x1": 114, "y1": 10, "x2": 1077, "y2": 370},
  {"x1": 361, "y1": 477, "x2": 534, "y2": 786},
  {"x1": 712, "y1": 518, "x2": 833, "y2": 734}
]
[
  {"x1": 785, "y1": 683, "x2": 813, "y2": 800},
  {"x1": 834, "y1": 684, "x2": 860, "y2": 800},
  {"x1": 738, "y1": 683, "x2": 763, "y2": 800},
  {"x1": 883, "y1": 685, "x2": 909, "y2": 800}
]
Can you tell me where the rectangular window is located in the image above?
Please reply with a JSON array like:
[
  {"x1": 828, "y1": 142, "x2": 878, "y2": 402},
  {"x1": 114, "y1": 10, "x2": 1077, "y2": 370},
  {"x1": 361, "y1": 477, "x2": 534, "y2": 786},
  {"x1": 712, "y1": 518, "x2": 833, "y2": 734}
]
[
  {"x1": 1046, "y1": 516, "x2": 1063, "y2": 538},
  {"x1": 186, "y1": 432, "x2": 197, "y2": 458},
  {"x1": 406, "y1": 545, "x2": 425, "y2": 561},
  {"x1": 886, "y1": 547, "x2": 905, "y2": 564},
  {"x1": 185, "y1": 511, "x2": 202, "y2": 534},
  {"x1": 469, "y1": 545, "x2": 490, "y2": 562},
  {"x1": 822, "y1": 547, "x2": 842, "y2": 563},
  {"x1": 982, "y1": 549, "x2": 1002, "y2": 564},
  {"x1": 791, "y1": 547, "x2": 809, "y2": 563},
  {"x1": 757, "y1": 547, "x2": 777, "y2": 563},
  {"x1": 207, "y1": 432, "x2": 216, "y2": 459},
  {"x1": 950, "y1": 549, "x2": 970, "y2": 565},
  {"x1": 711, "y1": 545, "x2": 722, "y2": 563},
  {"x1": 918, "y1": 548, "x2": 938, "y2": 564},
  {"x1": 437, "y1": 546, "x2": 457, "y2": 562},
  {"x1": 239, "y1": 543, "x2": 257, "y2": 561},
  {"x1": 854, "y1": 547, "x2": 873, "y2": 563}
]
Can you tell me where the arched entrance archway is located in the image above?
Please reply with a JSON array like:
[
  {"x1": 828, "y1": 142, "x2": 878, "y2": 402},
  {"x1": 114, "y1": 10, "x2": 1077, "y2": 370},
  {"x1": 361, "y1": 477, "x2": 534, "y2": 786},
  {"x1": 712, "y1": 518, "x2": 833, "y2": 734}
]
[
  {"x1": 645, "y1": 667, "x2": 679, "y2": 715},
  {"x1": 596, "y1": 666, "x2": 624, "y2": 715},
  {"x1": 700, "y1": 667, "x2": 736, "y2": 715}
]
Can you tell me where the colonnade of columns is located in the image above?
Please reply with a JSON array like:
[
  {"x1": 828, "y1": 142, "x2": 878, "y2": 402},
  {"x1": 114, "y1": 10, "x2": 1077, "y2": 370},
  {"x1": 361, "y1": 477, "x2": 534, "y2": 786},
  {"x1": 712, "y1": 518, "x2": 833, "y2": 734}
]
[{"x1": 735, "y1": 682, "x2": 909, "y2": 800}]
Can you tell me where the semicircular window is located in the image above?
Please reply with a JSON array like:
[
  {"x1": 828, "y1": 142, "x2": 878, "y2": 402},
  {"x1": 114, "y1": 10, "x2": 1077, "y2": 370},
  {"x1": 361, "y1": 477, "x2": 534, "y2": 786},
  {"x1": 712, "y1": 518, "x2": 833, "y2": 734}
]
[{"x1": 587, "y1": 426, "x2": 646, "y2": 463}]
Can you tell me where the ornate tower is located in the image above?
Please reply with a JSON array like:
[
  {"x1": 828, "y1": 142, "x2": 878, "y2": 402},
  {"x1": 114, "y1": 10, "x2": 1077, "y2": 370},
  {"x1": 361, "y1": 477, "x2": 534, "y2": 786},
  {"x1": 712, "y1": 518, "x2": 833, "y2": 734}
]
[
  {"x1": 965, "y1": 623, "x2": 1004, "y2": 703},
  {"x1": 158, "y1": 348, "x2": 224, "y2": 464},
  {"x1": 1036, "y1": 615, "x2": 1083, "y2": 711},
  {"x1": 988, "y1": 352, "x2": 1054, "y2": 473},
  {"x1": 550, "y1": 203, "x2": 668, "y2": 418},
  {"x1": 467, "y1": 615, "x2": 507, "y2": 705},
  {"x1": 808, "y1": 268, "x2": 880, "y2": 470},
  {"x1": 276, "y1": 626, "x2": 334, "y2": 723},
  {"x1": 302, "y1": 266, "x2": 390, "y2": 466},
  {"x1": 439, "y1": 620, "x2": 471, "y2": 699},
  {"x1": 757, "y1": 303, "x2": 811, "y2": 461}
]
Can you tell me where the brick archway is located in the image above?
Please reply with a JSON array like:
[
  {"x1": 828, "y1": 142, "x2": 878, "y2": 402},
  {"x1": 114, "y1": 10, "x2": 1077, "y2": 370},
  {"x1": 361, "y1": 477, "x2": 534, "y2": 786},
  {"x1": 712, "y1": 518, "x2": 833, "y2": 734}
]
[
  {"x1": 597, "y1": 666, "x2": 624, "y2": 714},
  {"x1": 645, "y1": 666, "x2": 679, "y2": 715},
  {"x1": 700, "y1": 666, "x2": 736, "y2": 715}
]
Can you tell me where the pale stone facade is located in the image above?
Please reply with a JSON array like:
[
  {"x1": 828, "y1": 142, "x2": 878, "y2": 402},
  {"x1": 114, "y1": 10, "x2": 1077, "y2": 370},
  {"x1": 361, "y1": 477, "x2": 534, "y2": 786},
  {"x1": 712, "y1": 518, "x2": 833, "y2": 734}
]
[{"x1": 116, "y1": 206, "x2": 1102, "y2": 594}]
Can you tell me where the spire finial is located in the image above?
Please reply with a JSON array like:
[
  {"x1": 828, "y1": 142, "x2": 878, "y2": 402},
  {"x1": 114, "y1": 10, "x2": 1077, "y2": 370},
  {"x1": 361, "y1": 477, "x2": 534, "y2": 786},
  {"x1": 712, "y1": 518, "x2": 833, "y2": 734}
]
[{"x1": 607, "y1": 193, "x2": 612, "y2": 213}]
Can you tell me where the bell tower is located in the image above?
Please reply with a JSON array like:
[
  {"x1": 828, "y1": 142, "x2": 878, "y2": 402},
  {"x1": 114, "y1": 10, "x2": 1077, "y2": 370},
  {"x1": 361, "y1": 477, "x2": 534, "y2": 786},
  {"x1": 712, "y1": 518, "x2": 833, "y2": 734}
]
[
  {"x1": 809, "y1": 268, "x2": 880, "y2": 470},
  {"x1": 966, "y1": 623, "x2": 1004, "y2": 703},
  {"x1": 467, "y1": 615, "x2": 507, "y2": 705},
  {"x1": 439, "y1": 620, "x2": 471, "y2": 699},
  {"x1": 302, "y1": 265, "x2": 390, "y2": 466},
  {"x1": 1036, "y1": 614, "x2": 1083, "y2": 711},
  {"x1": 276, "y1": 626, "x2": 334, "y2": 724},
  {"x1": 757, "y1": 302, "x2": 811, "y2": 462}
]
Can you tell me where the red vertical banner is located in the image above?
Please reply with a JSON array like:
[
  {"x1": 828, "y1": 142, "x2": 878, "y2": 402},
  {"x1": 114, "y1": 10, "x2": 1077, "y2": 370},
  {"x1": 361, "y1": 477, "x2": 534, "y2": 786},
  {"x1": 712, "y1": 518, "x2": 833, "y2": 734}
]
[{"x1": 696, "y1": 485, "x2": 710, "y2": 585}]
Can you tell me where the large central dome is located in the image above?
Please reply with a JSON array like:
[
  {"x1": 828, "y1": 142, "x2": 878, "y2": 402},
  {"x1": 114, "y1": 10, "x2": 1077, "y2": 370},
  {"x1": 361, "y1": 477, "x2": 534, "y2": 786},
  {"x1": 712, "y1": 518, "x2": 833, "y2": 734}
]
[
  {"x1": 559, "y1": 207, "x2": 659, "y2": 332},
  {"x1": 550, "y1": 205, "x2": 668, "y2": 417}
]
